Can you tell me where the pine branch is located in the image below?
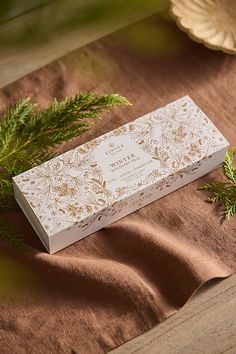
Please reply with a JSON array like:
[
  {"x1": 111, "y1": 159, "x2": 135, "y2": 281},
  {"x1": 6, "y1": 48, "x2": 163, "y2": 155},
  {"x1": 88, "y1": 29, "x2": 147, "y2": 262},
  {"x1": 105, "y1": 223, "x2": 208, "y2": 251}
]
[
  {"x1": 0, "y1": 175, "x2": 18, "y2": 210},
  {"x1": 199, "y1": 147, "x2": 236, "y2": 220},
  {"x1": 0, "y1": 98, "x2": 36, "y2": 154},
  {"x1": 0, "y1": 93, "x2": 131, "y2": 250},
  {"x1": 223, "y1": 147, "x2": 236, "y2": 183},
  {"x1": 0, "y1": 93, "x2": 130, "y2": 172},
  {"x1": 0, "y1": 219, "x2": 25, "y2": 253}
]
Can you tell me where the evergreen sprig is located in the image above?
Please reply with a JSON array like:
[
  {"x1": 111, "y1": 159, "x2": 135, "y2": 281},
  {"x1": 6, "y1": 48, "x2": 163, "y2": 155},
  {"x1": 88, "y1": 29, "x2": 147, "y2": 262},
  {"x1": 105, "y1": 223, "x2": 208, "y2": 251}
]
[
  {"x1": 0, "y1": 219, "x2": 25, "y2": 253},
  {"x1": 0, "y1": 93, "x2": 131, "y2": 250},
  {"x1": 200, "y1": 147, "x2": 236, "y2": 220}
]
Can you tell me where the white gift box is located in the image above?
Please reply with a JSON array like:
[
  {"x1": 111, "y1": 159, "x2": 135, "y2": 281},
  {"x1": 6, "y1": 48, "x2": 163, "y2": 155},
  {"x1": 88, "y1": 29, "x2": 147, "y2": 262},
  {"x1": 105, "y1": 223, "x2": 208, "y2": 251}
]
[{"x1": 13, "y1": 96, "x2": 229, "y2": 254}]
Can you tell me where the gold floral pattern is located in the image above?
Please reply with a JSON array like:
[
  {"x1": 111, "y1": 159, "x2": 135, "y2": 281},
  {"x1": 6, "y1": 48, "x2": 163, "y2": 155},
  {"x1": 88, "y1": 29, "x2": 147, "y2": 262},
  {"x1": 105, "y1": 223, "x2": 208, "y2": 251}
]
[{"x1": 14, "y1": 96, "x2": 228, "y2": 237}]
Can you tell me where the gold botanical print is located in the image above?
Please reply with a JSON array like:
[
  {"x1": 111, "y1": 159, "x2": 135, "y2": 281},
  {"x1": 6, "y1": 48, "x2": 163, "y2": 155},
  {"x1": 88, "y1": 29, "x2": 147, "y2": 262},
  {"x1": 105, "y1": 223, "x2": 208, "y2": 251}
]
[
  {"x1": 172, "y1": 124, "x2": 187, "y2": 143},
  {"x1": 54, "y1": 183, "x2": 77, "y2": 198},
  {"x1": 67, "y1": 204, "x2": 83, "y2": 219},
  {"x1": 148, "y1": 147, "x2": 170, "y2": 168},
  {"x1": 14, "y1": 96, "x2": 228, "y2": 236}
]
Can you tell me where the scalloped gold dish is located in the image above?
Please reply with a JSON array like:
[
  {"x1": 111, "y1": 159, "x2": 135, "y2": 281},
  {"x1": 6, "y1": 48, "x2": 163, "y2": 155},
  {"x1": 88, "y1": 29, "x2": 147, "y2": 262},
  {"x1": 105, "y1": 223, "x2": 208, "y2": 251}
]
[{"x1": 171, "y1": 0, "x2": 236, "y2": 54}]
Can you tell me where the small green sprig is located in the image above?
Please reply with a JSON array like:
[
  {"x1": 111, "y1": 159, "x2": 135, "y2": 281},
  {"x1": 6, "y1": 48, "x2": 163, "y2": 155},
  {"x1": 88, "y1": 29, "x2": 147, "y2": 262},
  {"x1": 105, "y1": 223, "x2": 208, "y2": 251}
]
[
  {"x1": 0, "y1": 93, "x2": 131, "y2": 250},
  {"x1": 200, "y1": 147, "x2": 236, "y2": 220},
  {"x1": 0, "y1": 219, "x2": 25, "y2": 253}
]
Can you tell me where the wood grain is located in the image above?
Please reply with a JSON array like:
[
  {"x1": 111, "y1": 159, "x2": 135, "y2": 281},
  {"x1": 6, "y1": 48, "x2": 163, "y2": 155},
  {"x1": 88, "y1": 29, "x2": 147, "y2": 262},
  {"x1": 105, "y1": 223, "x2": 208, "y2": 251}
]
[
  {"x1": 110, "y1": 273, "x2": 236, "y2": 354},
  {"x1": 0, "y1": 1, "x2": 159, "y2": 89}
]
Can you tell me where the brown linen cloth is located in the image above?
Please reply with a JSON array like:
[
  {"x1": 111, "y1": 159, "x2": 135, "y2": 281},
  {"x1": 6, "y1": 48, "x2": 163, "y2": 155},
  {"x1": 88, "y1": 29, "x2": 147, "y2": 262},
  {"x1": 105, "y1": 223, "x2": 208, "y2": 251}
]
[{"x1": 0, "y1": 18, "x2": 236, "y2": 354}]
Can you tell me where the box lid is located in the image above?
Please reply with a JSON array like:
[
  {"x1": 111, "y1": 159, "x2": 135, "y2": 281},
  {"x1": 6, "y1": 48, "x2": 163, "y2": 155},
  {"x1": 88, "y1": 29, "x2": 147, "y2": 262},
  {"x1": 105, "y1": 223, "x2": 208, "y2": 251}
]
[{"x1": 13, "y1": 96, "x2": 229, "y2": 238}]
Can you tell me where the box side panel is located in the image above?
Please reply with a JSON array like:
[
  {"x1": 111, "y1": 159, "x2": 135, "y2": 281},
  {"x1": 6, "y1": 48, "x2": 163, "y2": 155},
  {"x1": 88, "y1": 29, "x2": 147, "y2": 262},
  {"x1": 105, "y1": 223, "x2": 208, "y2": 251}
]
[
  {"x1": 13, "y1": 181, "x2": 50, "y2": 252},
  {"x1": 49, "y1": 145, "x2": 228, "y2": 254}
]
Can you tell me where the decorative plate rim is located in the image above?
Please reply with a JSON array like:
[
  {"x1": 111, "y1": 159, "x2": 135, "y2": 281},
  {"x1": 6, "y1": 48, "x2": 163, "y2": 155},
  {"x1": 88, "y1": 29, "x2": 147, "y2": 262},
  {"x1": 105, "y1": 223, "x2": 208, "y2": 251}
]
[{"x1": 170, "y1": 0, "x2": 236, "y2": 55}]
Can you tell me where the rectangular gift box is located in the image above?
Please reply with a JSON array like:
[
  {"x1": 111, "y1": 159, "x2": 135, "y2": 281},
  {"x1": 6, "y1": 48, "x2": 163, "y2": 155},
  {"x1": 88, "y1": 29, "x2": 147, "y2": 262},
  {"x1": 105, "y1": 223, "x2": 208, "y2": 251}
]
[{"x1": 13, "y1": 96, "x2": 229, "y2": 254}]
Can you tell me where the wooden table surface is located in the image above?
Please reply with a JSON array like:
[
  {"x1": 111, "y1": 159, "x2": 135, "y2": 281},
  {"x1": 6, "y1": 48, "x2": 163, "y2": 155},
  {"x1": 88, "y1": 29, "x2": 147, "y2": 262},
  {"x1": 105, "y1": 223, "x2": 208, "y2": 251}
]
[
  {"x1": 0, "y1": 5, "x2": 235, "y2": 354},
  {"x1": 0, "y1": 0, "x2": 161, "y2": 89},
  {"x1": 110, "y1": 274, "x2": 236, "y2": 354}
]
